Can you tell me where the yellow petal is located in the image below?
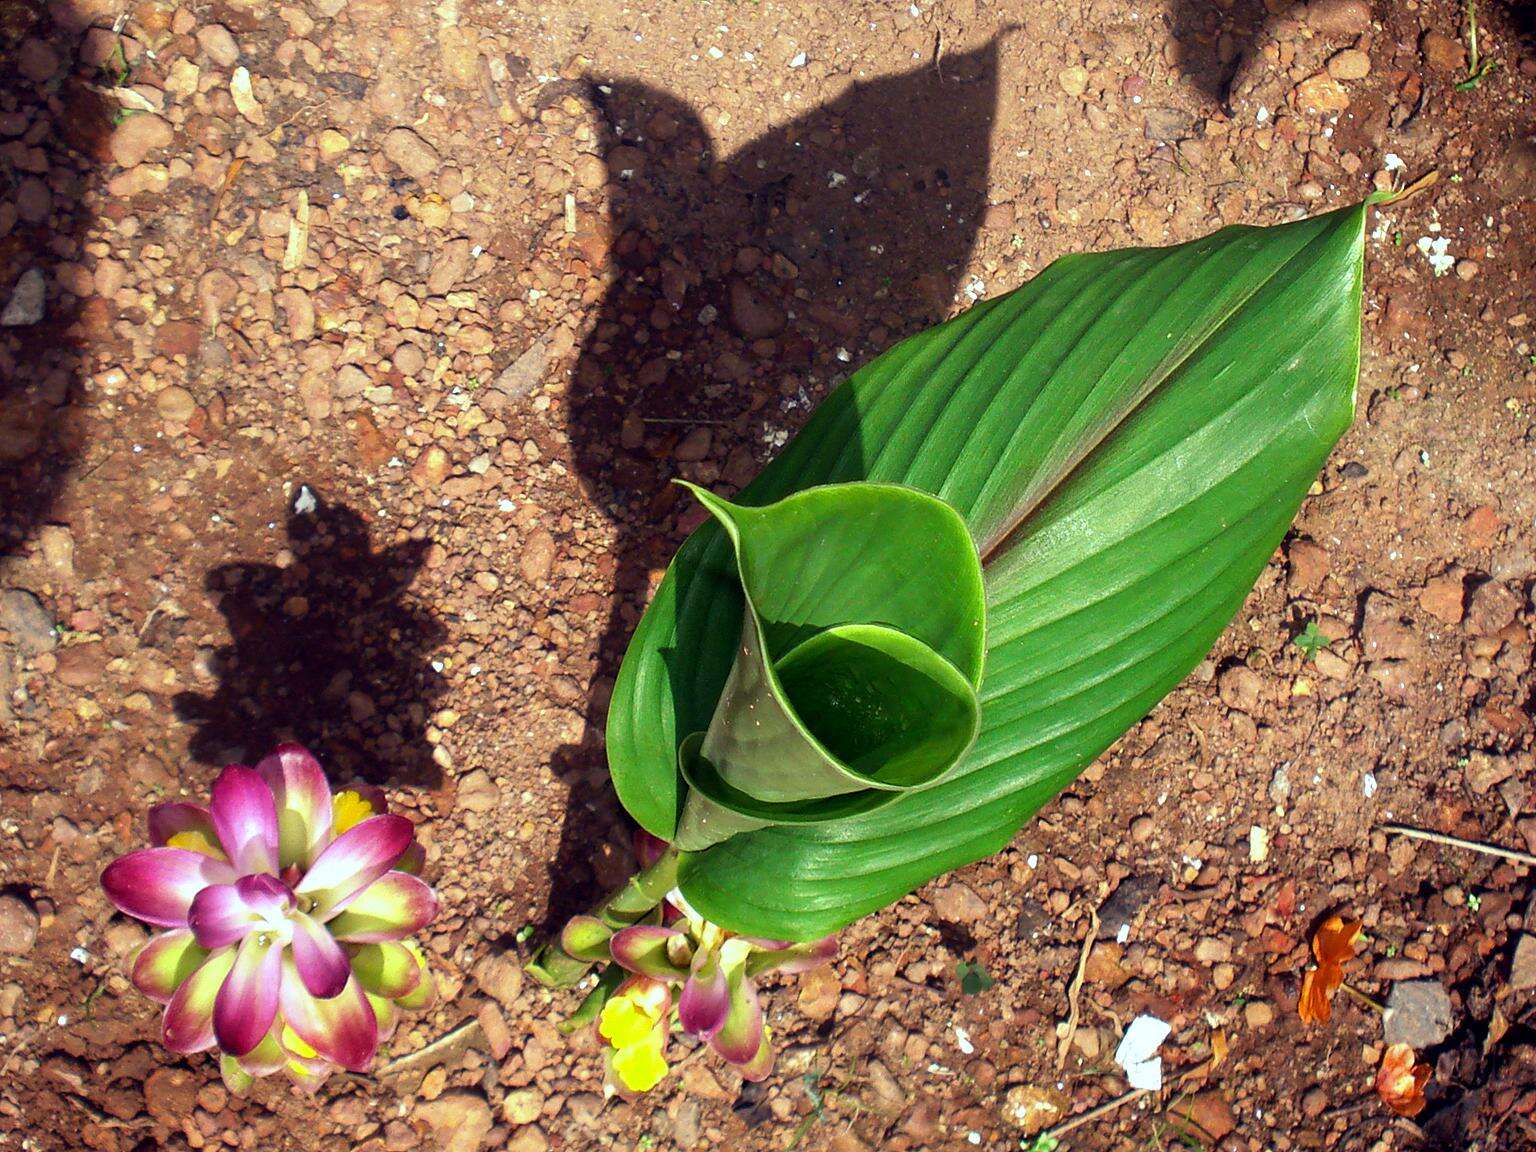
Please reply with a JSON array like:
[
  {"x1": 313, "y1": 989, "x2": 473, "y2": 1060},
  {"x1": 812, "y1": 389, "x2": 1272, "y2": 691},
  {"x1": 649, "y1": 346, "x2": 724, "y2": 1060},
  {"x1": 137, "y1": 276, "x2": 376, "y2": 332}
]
[
  {"x1": 612, "y1": 1036, "x2": 668, "y2": 1093},
  {"x1": 331, "y1": 790, "x2": 376, "y2": 836},
  {"x1": 598, "y1": 995, "x2": 657, "y2": 1050},
  {"x1": 282, "y1": 1023, "x2": 319, "y2": 1060}
]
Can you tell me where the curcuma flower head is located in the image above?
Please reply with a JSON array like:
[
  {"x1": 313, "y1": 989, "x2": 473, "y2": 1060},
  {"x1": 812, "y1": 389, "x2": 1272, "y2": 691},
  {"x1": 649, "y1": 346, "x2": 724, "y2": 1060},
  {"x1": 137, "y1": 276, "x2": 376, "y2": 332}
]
[
  {"x1": 100, "y1": 744, "x2": 439, "y2": 1093},
  {"x1": 565, "y1": 886, "x2": 837, "y2": 1097}
]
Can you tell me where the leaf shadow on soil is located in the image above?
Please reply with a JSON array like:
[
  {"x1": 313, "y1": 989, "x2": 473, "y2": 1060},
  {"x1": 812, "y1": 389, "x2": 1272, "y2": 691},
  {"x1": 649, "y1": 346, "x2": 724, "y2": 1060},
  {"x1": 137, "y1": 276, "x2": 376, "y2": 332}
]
[
  {"x1": 1169, "y1": 0, "x2": 1290, "y2": 106},
  {"x1": 173, "y1": 489, "x2": 447, "y2": 790},
  {"x1": 542, "y1": 35, "x2": 1006, "y2": 930},
  {"x1": 1171, "y1": 0, "x2": 1536, "y2": 108},
  {"x1": 1, "y1": 10, "x2": 115, "y2": 562}
]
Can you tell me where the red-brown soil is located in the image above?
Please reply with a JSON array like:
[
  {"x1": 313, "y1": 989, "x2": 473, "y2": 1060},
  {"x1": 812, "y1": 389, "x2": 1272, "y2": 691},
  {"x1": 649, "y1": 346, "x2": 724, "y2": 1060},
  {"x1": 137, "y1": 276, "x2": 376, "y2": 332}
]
[{"x1": 3, "y1": 0, "x2": 1536, "y2": 1149}]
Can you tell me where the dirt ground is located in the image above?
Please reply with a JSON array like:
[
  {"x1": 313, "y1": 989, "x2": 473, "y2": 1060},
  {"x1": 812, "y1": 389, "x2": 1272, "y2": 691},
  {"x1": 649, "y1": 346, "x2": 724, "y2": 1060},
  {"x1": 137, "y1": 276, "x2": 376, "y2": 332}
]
[{"x1": 3, "y1": 0, "x2": 1536, "y2": 1148}]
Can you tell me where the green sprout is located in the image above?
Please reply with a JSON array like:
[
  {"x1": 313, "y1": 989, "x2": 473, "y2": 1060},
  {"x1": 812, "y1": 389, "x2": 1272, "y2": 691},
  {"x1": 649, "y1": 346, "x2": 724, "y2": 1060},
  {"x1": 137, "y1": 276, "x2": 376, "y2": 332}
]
[
  {"x1": 787, "y1": 1068, "x2": 828, "y2": 1147},
  {"x1": 99, "y1": 39, "x2": 134, "y2": 88},
  {"x1": 81, "y1": 979, "x2": 108, "y2": 1019},
  {"x1": 1293, "y1": 620, "x2": 1329, "y2": 661},
  {"x1": 1456, "y1": 1, "x2": 1498, "y2": 90},
  {"x1": 956, "y1": 960, "x2": 996, "y2": 995}
]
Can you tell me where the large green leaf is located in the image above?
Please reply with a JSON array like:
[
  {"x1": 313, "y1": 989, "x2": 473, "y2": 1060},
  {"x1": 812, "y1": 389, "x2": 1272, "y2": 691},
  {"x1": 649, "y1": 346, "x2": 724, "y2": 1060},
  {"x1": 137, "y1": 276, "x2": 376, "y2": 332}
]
[{"x1": 607, "y1": 202, "x2": 1367, "y2": 939}]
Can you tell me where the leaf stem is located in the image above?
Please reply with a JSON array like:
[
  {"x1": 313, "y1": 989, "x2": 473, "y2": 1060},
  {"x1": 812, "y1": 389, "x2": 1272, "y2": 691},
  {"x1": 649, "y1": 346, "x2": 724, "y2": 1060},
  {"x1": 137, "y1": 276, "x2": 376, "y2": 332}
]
[
  {"x1": 1340, "y1": 981, "x2": 1385, "y2": 1015},
  {"x1": 1467, "y1": 0, "x2": 1481, "y2": 75},
  {"x1": 604, "y1": 845, "x2": 682, "y2": 923},
  {"x1": 527, "y1": 846, "x2": 682, "y2": 987}
]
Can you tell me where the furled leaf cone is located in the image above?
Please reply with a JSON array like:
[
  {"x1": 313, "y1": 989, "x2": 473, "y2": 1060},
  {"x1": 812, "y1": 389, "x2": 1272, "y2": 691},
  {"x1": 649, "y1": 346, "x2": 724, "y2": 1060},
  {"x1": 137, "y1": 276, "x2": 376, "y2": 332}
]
[
  {"x1": 562, "y1": 832, "x2": 838, "y2": 1097},
  {"x1": 100, "y1": 744, "x2": 440, "y2": 1093}
]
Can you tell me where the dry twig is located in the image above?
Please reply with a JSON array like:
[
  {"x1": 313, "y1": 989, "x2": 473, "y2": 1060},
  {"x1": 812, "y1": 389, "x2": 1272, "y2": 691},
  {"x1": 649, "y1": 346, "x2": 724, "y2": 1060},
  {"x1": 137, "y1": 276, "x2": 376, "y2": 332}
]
[
  {"x1": 209, "y1": 157, "x2": 245, "y2": 233},
  {"x1": 1043, "y1": 1045, "x2": 1225, "y2": 1142},
  {"x1": 1048, "y1": 1086, "x2": 1148, "y2": 1141},
  {"x1": 1379, "y1": 822, "x2": 1536, "y2": 867}
]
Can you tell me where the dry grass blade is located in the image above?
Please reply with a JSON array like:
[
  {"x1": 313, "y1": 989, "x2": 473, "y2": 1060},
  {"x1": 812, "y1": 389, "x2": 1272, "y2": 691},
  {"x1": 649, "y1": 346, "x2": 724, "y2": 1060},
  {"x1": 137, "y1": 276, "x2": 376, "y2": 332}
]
[
  {"x1": 377, "y1": 1019, "x2": 484, "y2": 1082},
  {"x1": 210, "y1": 157, "x2": 246, "y2": 233},
  {"x1": 283, "y1": 190, "x2": 311, "y2": 272},
  {"x1": 1056, "y1": 905, "x2": 1099, "y2": 1071}
]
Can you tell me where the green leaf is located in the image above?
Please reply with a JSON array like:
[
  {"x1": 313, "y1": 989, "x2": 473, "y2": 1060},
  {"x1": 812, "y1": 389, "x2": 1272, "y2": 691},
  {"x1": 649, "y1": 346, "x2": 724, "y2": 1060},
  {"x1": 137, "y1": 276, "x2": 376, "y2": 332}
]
[
  {"x1": 669, "y1": 482, "x2": 984, "y2": 850},
  {"x1": 1292, "y1": 620, "x2": 1328, "y2": 660},
  {"x1": 775, "y1": 624, "x2": 978, "y2": 782},
  {"x1": 608, "y1": 202, "x2": 1367, "y2": 938},
  {"x1": 956, "y1": 960, "x2": 995, "y2": 995},
  {"x1": 559, "y1": 962, "x2": 625, "y2": 1035}
]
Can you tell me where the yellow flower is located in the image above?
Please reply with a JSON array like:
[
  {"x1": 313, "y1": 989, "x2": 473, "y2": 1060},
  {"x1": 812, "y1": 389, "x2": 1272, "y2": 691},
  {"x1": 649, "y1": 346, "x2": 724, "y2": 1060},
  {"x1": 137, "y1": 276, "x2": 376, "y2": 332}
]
[
  {"x1": 332, "y1": 790, "x2": 377, "y2": 835},
  {"x1": 598, "y1": 979, "x2": 671, "y2": 1094},
  {"x1": 599, "y1": 978, "x2": 668, "y2": 1042},
  {"x1": 599, "y1": 996, "x2": 655, "y2": 1048},
  {"x1": 610, "y1": 1032, "x2": 668, "y2": 1093}
]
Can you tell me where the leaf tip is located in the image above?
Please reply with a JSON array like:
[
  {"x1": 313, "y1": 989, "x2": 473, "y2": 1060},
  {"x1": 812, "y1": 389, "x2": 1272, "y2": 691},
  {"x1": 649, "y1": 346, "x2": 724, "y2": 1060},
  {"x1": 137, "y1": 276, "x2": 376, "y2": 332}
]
[{"x1": 673, "y1": 480, "x2": 745, "y2": 533}]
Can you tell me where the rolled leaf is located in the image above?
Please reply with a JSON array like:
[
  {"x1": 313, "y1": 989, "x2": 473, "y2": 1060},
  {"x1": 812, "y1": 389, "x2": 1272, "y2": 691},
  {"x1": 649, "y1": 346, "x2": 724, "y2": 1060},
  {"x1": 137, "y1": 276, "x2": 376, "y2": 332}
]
[
  {"x1": 670, "y1": 482, "x2": 983, "y2": 850},
  {"x1": 609, "y1": 202, "x2": 1368, "y2": 939}
]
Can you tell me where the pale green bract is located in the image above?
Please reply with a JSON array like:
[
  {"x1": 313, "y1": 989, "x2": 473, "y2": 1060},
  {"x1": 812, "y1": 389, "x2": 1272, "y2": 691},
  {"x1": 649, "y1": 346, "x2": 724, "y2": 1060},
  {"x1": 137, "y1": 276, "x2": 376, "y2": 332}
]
[{"x1": 606, "y1": 202, "x2": 1367, "y2": 940}]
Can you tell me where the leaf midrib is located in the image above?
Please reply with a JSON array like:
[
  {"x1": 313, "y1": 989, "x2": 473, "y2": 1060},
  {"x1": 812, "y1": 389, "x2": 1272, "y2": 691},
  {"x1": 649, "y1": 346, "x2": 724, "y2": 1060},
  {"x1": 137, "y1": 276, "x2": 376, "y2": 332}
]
[{"x1": 975, "y1": 217, "x2": 1348, "y2": 566}]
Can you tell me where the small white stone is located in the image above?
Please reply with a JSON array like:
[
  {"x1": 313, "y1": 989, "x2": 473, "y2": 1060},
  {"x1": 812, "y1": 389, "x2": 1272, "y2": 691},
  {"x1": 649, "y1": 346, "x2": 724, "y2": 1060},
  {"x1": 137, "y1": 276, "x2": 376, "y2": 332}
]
[{"x1": 1248, "y1": 825, "x2": 1270, "y2": 863}]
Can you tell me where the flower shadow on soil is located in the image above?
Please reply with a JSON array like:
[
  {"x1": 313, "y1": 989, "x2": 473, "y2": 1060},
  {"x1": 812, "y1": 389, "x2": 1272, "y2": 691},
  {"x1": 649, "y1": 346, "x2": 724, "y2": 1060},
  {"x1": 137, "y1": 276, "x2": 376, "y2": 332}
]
[
  {"x1": 173, "y1": 490, "x2": 447, "y2": 790},
  {"x1": 544, "y1": 36, "x2": 1005, "y2": 929}
]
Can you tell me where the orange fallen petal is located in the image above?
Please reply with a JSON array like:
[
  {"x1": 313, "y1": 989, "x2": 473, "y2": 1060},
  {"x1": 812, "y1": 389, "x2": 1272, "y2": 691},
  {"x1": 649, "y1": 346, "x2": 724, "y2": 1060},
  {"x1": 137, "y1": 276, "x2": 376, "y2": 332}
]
[
  {"x1": 1376, "y1": 1042, "x2": 1430, "y2": 1117},
  {"x1": 1298, "y1": 966, "x2": 1331, "y2": 1025},
  {"x1": 1312, "y1": 915, "x2": 1365, "y2": 968}
]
